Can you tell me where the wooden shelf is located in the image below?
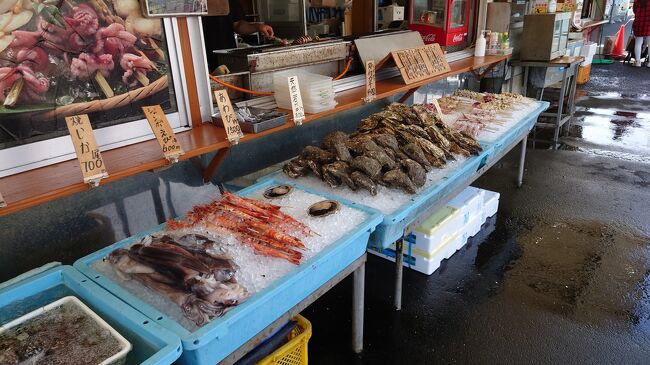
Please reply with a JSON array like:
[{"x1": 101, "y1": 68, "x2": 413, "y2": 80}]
[{"x1": 0, "y1": 55, "x2": 507, "y2": 217}]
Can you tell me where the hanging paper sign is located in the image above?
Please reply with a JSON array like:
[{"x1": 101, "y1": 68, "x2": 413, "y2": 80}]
[
  {"x1": 214, "y1": 90, "x2": 244, "y2": 144},
  {"x1": 0, "y1": 191, "x2": 6, "y2": 208},
  {"x1": 65, "y1": 114, "x2": 109, "y2": 187},
  {"x1": 142, "y1": 105, "x2": 185, "y2": 163},
  {"x1": 364, "y1": 60, "x2": 376, "y2": 103},
  {"x1": 390, "y1": 44, "x2": 451, "y2": 85},
  {"x1": 287, "y1": 76, "x2": 305, "y2": 125}
]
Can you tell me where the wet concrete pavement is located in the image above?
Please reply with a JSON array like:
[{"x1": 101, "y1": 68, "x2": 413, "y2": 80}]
[{"x1": 304, "y1": 62, "x2": 650, "y2": 364}]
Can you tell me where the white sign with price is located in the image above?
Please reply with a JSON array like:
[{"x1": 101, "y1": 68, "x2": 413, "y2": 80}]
[
  {"x1": 65, "y1": 114, "x2": 109, "y2": 187},
  {"x1": 287, "y1": 76, "x2": 305, "y2": 125},
  {"x1": 364, "y1": 60, "x2": 376, "y2": 103},
  {"x1": 142, "y1": 105, "x2": 185, "y2": 163},
  {"x1": 214, "y1": 90, "x2": 244, "y2": 144}
]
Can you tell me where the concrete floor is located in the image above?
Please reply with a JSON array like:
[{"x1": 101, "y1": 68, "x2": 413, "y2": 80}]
[{"x1": 304, "y1": 63, "x2": 650, "y2": 364}]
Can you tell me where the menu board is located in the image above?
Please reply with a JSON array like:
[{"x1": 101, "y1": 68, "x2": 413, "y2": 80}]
[
  {"x1": 143, "y1": 105, "x2": 185, "y2": 163},
  {"x1": 65, "y1": 114, "x2": 109, "y2": 187},
  {"x1": 390, "y1": 44, "x2": 451, "y2": 85}
]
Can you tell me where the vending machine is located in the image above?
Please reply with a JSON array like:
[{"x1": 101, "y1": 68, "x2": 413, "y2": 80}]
[{"x1": 408, "y1": 0, "x2": 471, "y2": 46}]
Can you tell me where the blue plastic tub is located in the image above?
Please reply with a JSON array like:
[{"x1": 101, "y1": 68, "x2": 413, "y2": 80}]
[
  {"x1": 0, "y1": 264, "x2": 182, "y2": 365},
  {"x1": 256, "y1": 101, "x2": 549, "y2": 250},
  {"x1": 74, "y1": 179, "x2": 383, "y2": 365}
]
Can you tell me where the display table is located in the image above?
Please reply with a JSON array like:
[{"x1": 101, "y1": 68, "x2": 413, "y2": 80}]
[{"x1": 511, "y1": 56, "x2": 583, "y2": 149}]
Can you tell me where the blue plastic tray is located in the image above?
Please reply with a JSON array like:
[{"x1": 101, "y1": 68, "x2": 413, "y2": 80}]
[
  {"x1": 0, "y1": 265, "x2": 182, "y2": 365},
  {"x1": 257, "y1": 101, "x2": 549, "y2": 250},
  {"x1": 74, "y1": 179, "x2": 383, "y2": 365}
]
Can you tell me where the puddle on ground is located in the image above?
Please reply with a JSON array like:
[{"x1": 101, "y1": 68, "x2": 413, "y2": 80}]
[{"x1": 498, "y1": 219, "x2": 650, "y2": 327}]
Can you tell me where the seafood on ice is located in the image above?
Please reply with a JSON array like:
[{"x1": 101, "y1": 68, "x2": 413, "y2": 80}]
[
  {"x1": 108, "y1": 233, "x2": 248, "y2": 326},
  {"x1": 283, "y1": 102, "x2": 484, "y2": 194},
  {"x1": 167, "y1": 192, "x2": 315, "y2": 265}
]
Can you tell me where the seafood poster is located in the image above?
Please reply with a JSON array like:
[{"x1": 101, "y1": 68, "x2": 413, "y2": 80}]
[
  {"x1": 141, "y1": 0, "x2": 207, "y2": 17},
  {"x1": 0, "y1": 0, "x2": 176, "y2": 150}
]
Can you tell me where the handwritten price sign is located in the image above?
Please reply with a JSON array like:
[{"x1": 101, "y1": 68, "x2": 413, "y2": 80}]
[
  {"x1": 65, "y1": 114, "x2": 108, "y2": 187},
  {"x1": 214, "y1": 90, "x2": 244, "y2": 144},
  {"x1": 142, "y1": 105, "x2": 184, "y2": 163},
  {"x1": 431, "y1": 99, "x2": 444, "y2": 120},
  {"x1": 0, "y1": 191, "x2": 6, "y2": 208},
  {"x1": 364, "y1": 60, "x2": 376, "y2": 103},
  {"x1": 287, "y1": 76, "x2": 305, "y2": 125}
]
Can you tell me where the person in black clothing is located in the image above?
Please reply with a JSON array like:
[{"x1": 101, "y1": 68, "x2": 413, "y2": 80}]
[{"x1": 202, "y1": 0, "x2": 274, "y2": 71}]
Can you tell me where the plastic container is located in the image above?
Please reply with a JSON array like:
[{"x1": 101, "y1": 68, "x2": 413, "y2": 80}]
[
  {"x1": 447, "y1": 186, "x2": 483, "y2": 225},
  {"x1": 257, "y1": 315, "x2": 311, "y2": 365},
  {"x1": 410, "y1": 206, "x2": 464, "y2": 253},
  {"x1": 273, "y1": 71, "x2": 336, "y2": 114},
  {"x1": 481, "y1": 189, "x2": 500, "y2": 222},
  {"x1": 0, "y1": 296, "x2": 132, "y2": 365},
  {"x1": 474, "y1": 31, "x2": 486, "y2": 57},
  {"x1": 74, "y1": 179, "x2": 383, "y2": 365},
  {"x1": 0, "y1": 265, "x2": 182, "y2": 365},
  {"x1": 580, "y1": 42, "x2": 597, "y2": 65},
  {"x1": 577, "y1": 64, "x2": 591, "y2": 84}
]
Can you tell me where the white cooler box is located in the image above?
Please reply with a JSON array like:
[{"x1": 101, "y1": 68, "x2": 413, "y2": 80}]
[
  {"x1": 481, "y1": 189, "x2": 500, "y2": 222},
  {"x1": 447, "y1": 186, "x2": 483, "y2": 225}
]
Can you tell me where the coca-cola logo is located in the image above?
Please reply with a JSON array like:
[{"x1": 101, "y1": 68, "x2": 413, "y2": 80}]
[
  {"x1": 422, "y1": 33, "x2": 436, "y2": 42},
  {"x1": 452, "y1": 33, "x2": 465, "y2": 42}
]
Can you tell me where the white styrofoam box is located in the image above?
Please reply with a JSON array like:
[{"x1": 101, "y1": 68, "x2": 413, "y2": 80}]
[
  {"x1": 372, "y1": 232, "x2": 461, "y2": 275},
  {"x1": 465, "y1": 213, "x2": 482, "y2": 238},
  {"x1": 447, "y1": 186, "x2": 483, "y2": 225},
  {"x1": 408, "y1": 206, "x2": 464, "y2": 254},
  {"x1": 580, "y1": 42, "x2": 597, "y2": 65},
  {"x1": 481, "y1": 189, "x2": 500, "y2": 222}
]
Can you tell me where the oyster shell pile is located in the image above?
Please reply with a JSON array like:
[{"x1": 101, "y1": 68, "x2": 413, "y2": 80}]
[{"x1": 283, "y1": 103, "x2": 483, "y2": 195}]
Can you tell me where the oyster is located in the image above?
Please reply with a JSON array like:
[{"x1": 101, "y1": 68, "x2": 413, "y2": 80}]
[
  {"x1": 283, "y1": 159, "x2": 309, "y2": 178},
  {"x1": 301, "y1": 146, "x2": 335, "y2": 163},
  {"x1": 401, "y1": 143, "x2": 432, "y2": 171},
  {"x1": 323, "y1": 161, "x2": 356, "y2": 190},
  {"x1": 321, "y1": 131, "x2": 349, "y2": 150},
  {"x1": 305, "y1": 159, "x2": 323, "y2": 179},
  {"x1": 373, "y1": 133, "x2": 400, "y2": 153},
  {"x1": 350, "y1": 171, "x2": 377, "y2": 196},
  {"x1": 365, "y1": 149, "x2": 397, "y2": 171},
  {"x1": 424, "y1": 124, "x2": 452, "y2": 152},
  {"x1": 332, "y1": 142, "x2": 352, "y2": 162},
  {"x1": 416, "y1": 138, "x2": 447, "y2": 168},
  {"x1": 350, "y1": 156, "x2": 382, "y2": 180},
  {"x1": 308, "y1": 200, "x2": 341, "y2": 217},
  {"x1": 401, "y1": 159, "x2": 426, "y2": 187},
  {"x1": 383, "y1": 169, "x2": 417, "y2": 194}
]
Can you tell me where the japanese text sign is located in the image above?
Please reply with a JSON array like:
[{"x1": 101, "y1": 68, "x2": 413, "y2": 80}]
[
  {"x1": 142, "y1": 105, "x2": 185, "y2": 163},
  {"x1": 65, "y1": 114, "x2": 108, "y2": 187},
  {"x1": 287, "y1": 76, "x2": 305, "y2": 125},
  {"x1": 214, "y1": 90, "x2": 244, "y2": 144},
  {"x1": 431, "y1": 99, "x2": 444, "y2": 120},
  {"x1": 391, "y1": 44, "x2": 451, "y2": 85},
  {"x1": 0, "y1": 191, "x2": 6, "y2": 208},
  {"x1": 364, "y1": 60, "x2": 376, "y2": 103}
]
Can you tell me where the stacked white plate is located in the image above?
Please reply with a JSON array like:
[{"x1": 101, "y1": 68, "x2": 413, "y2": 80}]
[{"x1": 273, "y1": 71, "x2": 337, "y2": 114}]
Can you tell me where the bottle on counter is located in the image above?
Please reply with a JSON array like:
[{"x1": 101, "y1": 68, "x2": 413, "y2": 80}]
[
  {"x1": 475, "y1": 30, "x2": 486, "y2": 57},
  {"x1": 489, "y1": 31, "x2": 499, "y2": 50},
  {"x1": 548, "y1": 0, "x2": 557, "y2": 12}
]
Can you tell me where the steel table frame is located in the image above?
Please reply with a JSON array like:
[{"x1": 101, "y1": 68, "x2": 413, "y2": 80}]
[
  {"x1": 218, "y1": 254, "x2": 367, "y2": 364},
  {"x1": 511, "y1": 57, "x2": 583, "y2": 149},
  {"x1": 392, "y1": 124, "x2": 532, "y2": 310}
]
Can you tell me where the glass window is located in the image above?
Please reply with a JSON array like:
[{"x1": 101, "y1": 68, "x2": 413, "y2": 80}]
[
  {"x1": 412, "y1": 0, "x2": 446, "y2": 27},
  {"x1": 0, "y1": 1, "x2": 202, "y2": 177},
  {"x1": 449, "y1": 0, "x2": 467, "y2": 28}
]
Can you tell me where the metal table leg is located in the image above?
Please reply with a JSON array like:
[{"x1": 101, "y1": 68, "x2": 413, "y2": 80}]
[
  {"x1": 394, "y1": 239, "x2": 404, "y2": 311},
  {"x1": 554, "y1": 67, "x2": 569, "y2": 150},
  {"x1": 517, "y1": 135, "x2": 528, "y2": 187},
  {"x1": 522, "y1": 66, "x2": 529, "y2": 97},
  {"x1": 352, "y1": 263, "x2": 365, "y2": 353}
]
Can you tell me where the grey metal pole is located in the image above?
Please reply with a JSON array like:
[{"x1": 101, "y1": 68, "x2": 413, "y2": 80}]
[
  {"x1": 394, "y1": 239, "x2": 404, "y2": 310},
  {"x1": 352, "y1": 263, "x2": 365, "y2": 353},
  {"x1": 517, "y1": 135, "x2": 528, "y2": 187},
  {"x1": 555, "y1": 67, "x2": 569, "y2": 149}
]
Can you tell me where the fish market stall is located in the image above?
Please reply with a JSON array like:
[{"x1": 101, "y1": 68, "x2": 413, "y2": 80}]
[
  {"x1": 74, "y1": 183, "x2": 382, "y2": 364},
  {"x1": 0, "y1": 264, "x2": 182, "y2": 365},
  {"x1": 255, "y1": 91, "x2": 549, "y2": 309}
]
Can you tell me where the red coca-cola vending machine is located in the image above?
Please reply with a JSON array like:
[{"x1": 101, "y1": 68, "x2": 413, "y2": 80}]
[{"x1": 408, "y1": 0, "x2": 470, "y2": 47}]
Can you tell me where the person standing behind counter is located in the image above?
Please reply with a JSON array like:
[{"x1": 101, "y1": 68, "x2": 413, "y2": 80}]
[{"x1": 202, "y1": 0, "x2": 275, "y2": 71}]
